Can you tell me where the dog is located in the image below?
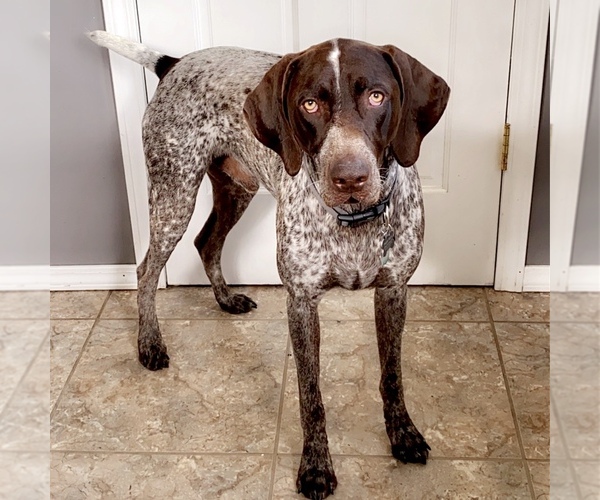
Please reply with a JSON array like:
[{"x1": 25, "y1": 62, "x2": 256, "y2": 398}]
[{"x1": 89, "y1": 30, "x2": 449, "y2": 499}]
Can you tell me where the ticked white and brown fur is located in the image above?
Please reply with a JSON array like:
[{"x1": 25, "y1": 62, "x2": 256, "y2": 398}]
[{"x1": 89, "y1": 30, "x2": 449, "y2": 499}]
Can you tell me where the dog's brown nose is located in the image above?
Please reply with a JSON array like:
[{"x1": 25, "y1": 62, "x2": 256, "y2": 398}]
[{"x1": 330, "y1": 159, "x2": 370, "y2": 192}]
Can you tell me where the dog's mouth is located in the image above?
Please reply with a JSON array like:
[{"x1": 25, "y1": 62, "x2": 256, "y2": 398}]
[{"x1": 324, "y1": 188, "x2": 381, "y2": 208}]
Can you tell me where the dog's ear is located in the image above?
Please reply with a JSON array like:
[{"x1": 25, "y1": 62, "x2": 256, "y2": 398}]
[
  {"x1": 243, "y1": 54, "x2": 304, "y2": 176},
  {"x1": 381, "y1": 46, "x2": 450, "y2": 168}
]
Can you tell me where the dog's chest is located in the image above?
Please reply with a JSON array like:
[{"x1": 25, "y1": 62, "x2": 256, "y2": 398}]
[
  {"x1": 277, "y1": 189, "x2": 396, "y2": 291},
  {"x1": 276, "y1": 167, "x2": 423, "y2": 292},
  {"x1": 329, "y1": 234, "x2": 384, "y2": 289}
]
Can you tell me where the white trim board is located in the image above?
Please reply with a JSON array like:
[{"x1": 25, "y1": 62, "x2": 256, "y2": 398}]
[
  {"x1": 522, "y1": 265, "x2": 550, "y2": 292},
  {"x1": 523, "y1": 265, "x2": 600, "y2": 292},
  {"x1": 550, "y1": 0, "x2": 600, "y2": 291},
  {"x1": 0, "y1": 266, "x2": 50, "y2": 291},
  {"x1": 568, "y1": 266, "x2": 600, "y2": 292},
  {"x1": 494, "y1": 1, "x2": 548, "y2": 292},
  {"x1": 50, "y1": 265, "x2": 137, "y2": 291}
]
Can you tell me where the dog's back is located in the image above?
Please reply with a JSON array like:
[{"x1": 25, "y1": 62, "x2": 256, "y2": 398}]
[{"x1": 88, "y1": 32, "x2": 283, "y2": 194}]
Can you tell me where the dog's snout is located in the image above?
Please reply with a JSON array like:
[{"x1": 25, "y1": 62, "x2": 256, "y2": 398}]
[{"x1": 330, "y1": 159, "x2": 370, "y2": 192}]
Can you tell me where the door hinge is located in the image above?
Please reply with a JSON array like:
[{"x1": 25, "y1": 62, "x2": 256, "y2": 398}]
[{"x1": 501, "y1": 123, "x2": 511, "y2": 171}]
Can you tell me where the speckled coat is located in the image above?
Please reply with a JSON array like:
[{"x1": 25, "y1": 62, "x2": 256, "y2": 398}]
[{"x1": 89, "y1": 31, "x2": 449, "y2": 500}]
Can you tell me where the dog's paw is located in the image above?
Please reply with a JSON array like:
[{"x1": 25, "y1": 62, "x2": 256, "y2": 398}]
[
  {"x1": 391, "y1": 427, "x2": 430, "y2": 464},
  {"x1": 138, "y1": 339, "x2": 170, "y2": 371},
  {"x1": 296, "y1": 453, "x2": 337, "y2": 499},
  {"x1": 218, "y1": 294, "x2": 257, "y2": 314}
]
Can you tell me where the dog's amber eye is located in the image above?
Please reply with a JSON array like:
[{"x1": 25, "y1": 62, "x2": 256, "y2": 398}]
[
  {"x1": 368, "y1": 91, "x2": 384, "y2": 106},
  {"x1": 302, "y1": 99, "x2": 319, "y2": 113}
]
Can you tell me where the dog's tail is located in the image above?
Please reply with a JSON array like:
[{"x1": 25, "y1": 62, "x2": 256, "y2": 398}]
[{"x1": 87, "y1": 30, "x2": 180, "y2": 80}]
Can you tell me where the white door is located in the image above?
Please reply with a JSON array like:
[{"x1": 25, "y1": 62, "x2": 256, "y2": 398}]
[{"x1": 127, "y1": 0, "x2": 516, "y2": 286}]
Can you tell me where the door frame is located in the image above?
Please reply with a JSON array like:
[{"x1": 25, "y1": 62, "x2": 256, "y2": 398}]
[
  {"x1": 548, "y1": 0, "x2": 600, "y2": 291},
  {"x1": 494, "y1": 1, "x2": 548, "y2": 291},
  {"x1": 102, "y1": 0, "x2": 548, "y2": 290}
]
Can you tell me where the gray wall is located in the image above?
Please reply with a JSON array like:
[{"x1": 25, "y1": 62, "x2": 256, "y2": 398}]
[
  {"x1": 50, "y1": 0, "x2": 135, "y2": 266},
  {"x1": 0, "y1": 2, "x2": 50, "y2": 265},
  {"x1": 526, "y1": 31, "x2": 550, "y2": 266}
]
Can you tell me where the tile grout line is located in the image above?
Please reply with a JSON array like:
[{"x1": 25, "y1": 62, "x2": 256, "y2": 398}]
[
  {"x1": 268, "y1": 333, "x2": 291, "y2": 499},
  {"x1": 46, "y1": 447, "x2": 536, "y2": 462},
  {"x1": 0, "y1": 325, "x2": 50, "y2": 422},
  {"x1": 50, "y1": 291, "x2": 112, "y2": 422},
  {"x1": 89, "y1": 316, "x2": 553, "y2": 324},
  {"x1": 483, "y1": 288, "x2": 537, "y2": 500}
]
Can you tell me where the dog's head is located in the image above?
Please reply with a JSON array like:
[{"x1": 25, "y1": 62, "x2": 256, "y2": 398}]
[{"x1": 243, "y1": 39, "x2": 450, "y2": 207}]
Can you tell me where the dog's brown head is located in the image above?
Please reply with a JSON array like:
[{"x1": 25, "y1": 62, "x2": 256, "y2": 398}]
[{"x1": 243, "y1": 39, "x2": 450, "y2": 207}]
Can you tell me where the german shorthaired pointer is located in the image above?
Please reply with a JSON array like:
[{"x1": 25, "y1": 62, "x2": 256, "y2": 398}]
[{"x1": 89, "y1": 31, "x2": 449, "y2": 499}]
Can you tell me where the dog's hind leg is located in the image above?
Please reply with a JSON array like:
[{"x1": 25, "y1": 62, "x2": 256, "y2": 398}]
[
  {"x1": 375, "y1": 285, "x2": 431, "y2": 463},
  {"x1": 137, "y1": 175, "x2": 201, "y2": 371},
  {"x1": 194, "y1": 156, "x2": 259, "y2": 314}
]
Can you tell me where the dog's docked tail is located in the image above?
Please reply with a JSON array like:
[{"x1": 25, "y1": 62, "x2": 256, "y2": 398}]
[{"x1": 87, "y1": 30, "x2": 179, "y2": 80}]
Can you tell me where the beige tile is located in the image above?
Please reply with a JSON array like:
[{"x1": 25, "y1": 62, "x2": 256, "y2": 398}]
[
  {"x1": 551, "y1": 401, "x2": 567, "y2": 459},
  {"x1": 572, "y1": 460, "x2": 600, "y2": 498},
  {"x1": 551, "y1": 292, "x2": 600, "y2": 322},
  {"x1": 0, "y1": 320, "x2": 49, "y2": 411},
  {"x1": 551, "y1": 322, "x2": 599, "y2": 383},
  {"x1": 549, "y1": 460, "x2": 579, "y2": 498},
  {"x1": 551, "y1": 322, "x2": 600, "y2": 460},
  {"x1": 51, "y1": 452, "x2": 271, "y2": 500},
  {"x1": 528, "y1": 460, "x2": 549, "y2": 499},
  {"x1": 0, "y1": 336, "x2": 49, "y2": 451},
  {"x1": 51, "y1": 319, "x2": 288, "y2": 453},
  {"x1": 102, "y1": 286, "x2": 287, "y2": 320},
  {"x1": 496, "y1": 323, "x2": 549, "y2": 459},
  {"x1": 408, "y1": 286, "x2": 489, "y2": 321},
  {"x1": 0, "y1": 291, "x2": 49, "y2": 319},
  {"x1": 273, "y1": 456, "x2": 530, "y2": 499},
  {"x1": 98, "y1": 289, "x2": 138, "y2": 318},
  {"x1": 278, "y1": 320, "x2": 386, "y2": 455},
  {"x1": 50, "y1": 291, "x2": 108, "y2": 319},
  {"x1": 50, "y1": 320, "x2": 94, "y2": 409},
  {"x1": 319, "y1": 288, "x2": 375, "y2": 320},
  {"x1": 553, "y1": 385, "x2": 600, "y2": 460},
  {"x1": 0, "y1": 452, "x2": 49, "y2": 499},
  {"x1": 319, "y1": 286, "x2": 491, "y2": 321},
  {"x1": 278, "y1": 321, "x2": 519, "y2": 458},
  {"x1": 102, "y1": 286, "x2": 492, "y2": 322},
  {"x1": 487, "y1": 290, "x2": 549, "y2": 322},
  {"x1": 390, "y1": 322, "x2": 519, "y2": 458}
]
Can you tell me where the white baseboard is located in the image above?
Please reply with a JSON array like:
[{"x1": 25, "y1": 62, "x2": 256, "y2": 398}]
[
  {"x1": 50, "y1": 265, "x2": 138, "y2": 291},
  {"x1": 4, "y1": 263, "x2": 597, "y2": 292},
  {"x1": 0, "y1": 266, "x2": 50, "y2": 291},
  {"x1": 523, "y1": 265, "x2": 550, "y2": 292},
  {"x1": 568, "y1": 265, "x2": 600, "y2": 292},
  {"x1": 523, "y1": 265, "x2": 600, "y2": 292}
]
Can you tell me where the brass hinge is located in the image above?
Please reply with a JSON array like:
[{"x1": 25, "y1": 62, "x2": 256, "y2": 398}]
[{"x1": 501, "y1": 123, "x2": 511, "y2": 171}]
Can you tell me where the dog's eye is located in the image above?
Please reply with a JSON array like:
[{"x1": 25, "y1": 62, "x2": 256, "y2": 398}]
[
  {"x1": 368, "y1": 91, "x2": 384, "y2": 106},
  {"x1": 302, "y1": 99, "x2": 319, "y2": 114}
]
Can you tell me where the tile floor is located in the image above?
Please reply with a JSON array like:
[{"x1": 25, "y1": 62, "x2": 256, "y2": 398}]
[{"x1": 0, "y1": 285, "x2": 581, "y2": 499}]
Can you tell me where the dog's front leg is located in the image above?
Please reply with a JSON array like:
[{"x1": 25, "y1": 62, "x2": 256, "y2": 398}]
[
  {"x1": 287, "y1": 292, "x2": 337, "y2": 500},
  {"x1": 375, "y1": 285, "x2": 430, "y2": 464}
]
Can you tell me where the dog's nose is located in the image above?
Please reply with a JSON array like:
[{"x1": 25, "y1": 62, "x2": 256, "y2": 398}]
[{"x1": 330, "y1": 159, "x2": 370, "y2": 192}]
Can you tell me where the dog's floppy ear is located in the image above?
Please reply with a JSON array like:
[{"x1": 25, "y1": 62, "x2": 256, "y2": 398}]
[
  {"x1": 382, "y1": 46, "x2": 450, "y2": 168},
  {"x1": 243, "y1": 54, "x2": 304, "y2": 176}
]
